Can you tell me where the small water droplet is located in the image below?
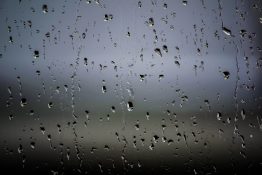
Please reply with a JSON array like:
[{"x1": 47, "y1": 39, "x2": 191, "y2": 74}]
[
  {"x1": 20, "y1": 98, "x2": 27, "y2": 107},
  {"x1": 138, "y1": 1, "x2": 142, "y2": 8},
  {"x1": 222, "y1": 71, "x2": 230, "y2": 79},
  {"x1": 34, "y1": 50, "x2": 39, "y2": 59},
  {"x1": 42, "y1": 4, "x2": 48, "y2": 13},
  {"x1": 154, "y1": 48, "x2": 162, "y2": 57},
  {"x1": 162, "y1": 45, "x2": 168, "y2": 53},
  {"x1": 48, "y1": 102, "x2": 53, "y2": 108},
  {"x1": 146, "y1": 112, "x2": 150, "y2": 120},
  {"x1": 30, "y1": 142, "x2": 35, "y2": 149},
  {"x1": 40, "y1": 126, "x2": 45, "y2": 134},
  {"x1": 102, "y1": 85, "x2": 106, "y2": 93},
  {"x1": 241, "y1": 109, "x2": 246, "y2": 120},
  {"x1": 159, "y1": 74, "x2": 164, "y2": 80},
  {"x1": 18, "y1": 144, "x2": 23, "y2": 154},
  {"x1": 111, "y1": 106, "x2": 116, "y2": 113},
  {"x1": 127, "y1": 101, "x2": 134, "y2": 111},
  {"x1": 163, "y1": 3, "x2": 168, "y2": 9},
  {"x1": 148, "y1": 17, "x2": 154, "y2": 27},
  {"x1": 104, "y1": 14, "x2": 113, "y2": 21},
  {"x1": 222, "y1": 27, "x2": 231, "y2": 36},
  {"x1": 217, "y1": 112, "x2": 222, "y2": 120}
]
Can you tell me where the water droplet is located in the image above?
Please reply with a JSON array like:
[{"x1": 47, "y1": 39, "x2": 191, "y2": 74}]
[
  {"x1": 217, "y1": 112, "x2": 222, "y2": 120},
  {"x1": 134, "y1": 122, "x2": 139, "y2": 130},
  {"x1": 18, "y1": 144, "x2": 23, "y2": 154},
  {"x1": 153, "y1": 135, "x2": 159, "y2": 143},
  {"x1": 30, "y1": 142, "x2": 35, "y2": 149},
  {"x1": 42, "y1": 4, "x2": 48, "y2": 13},
  {"x1": 148, "y1": 17, "x2": 154, "y2": 27},
  {"x1": 154, "y1": 48, "x2": 162, "y2": 57},
  {"x1": 111, "y1": 106, "x2": 116, "y2": 113},
  {"x1": 47, "y1": 134, "x2": 51, "y2": 141},
  {"x1": 48, "y1": 102, "x2": 53, "y2": 108},
  {"x1": 127, "y1": 101, "x2": 134, "y2": 111},
  {"x1": 20, "y1": 98, "x2": 27, "y2": 107},
  {"x1": 29, "y1": 110, "x2": 34, "y2": 115},
  {"x1": 34, "y1": 50, "x2": 39, "y2": 59},
  {"x1": 241, "y1": 109, "x2": 246, "y2": 120},
  {"x1": 138, "y1": 1, "x2": 142, "y2": 8},
  {"x1": 139, "y1": 74, "x2": 146, "y2": 81},
  {"x1": 40, "y1": 126, "x2": 45, "y2": 134},
  {"x1": 159, "y1": 74, "x2": 164, "y2": 80},
  {"x1": 222, "y1": 27, "x2": 231, "y2": 36},
  {"x1": 104, "y1": 14, "x2": 113, "y2": 21},
  {"x1": 182, "y1": 1, "x2": 188, "y2": 6},
  {"x1": 9, "y1": 114, "x2": 14, "y2": 120},
  {"x1": 163, "y1": 3, "x2": 168, "y2": 9},
  {"x1": 9, "y1": 36, "x2": 13, "y2": 43},
  {"x1": 146, "y1": 112, "x2": 150, "y2": 120},
  {"x1": 162, "y1": 45, "x2": 168, "y2": 53},
  {"x1": 222, "y1": 71, "x2": 230, "y2": 79},
  {"x1": 102, "y1": 85, "x2": 107, "y2": 93}
]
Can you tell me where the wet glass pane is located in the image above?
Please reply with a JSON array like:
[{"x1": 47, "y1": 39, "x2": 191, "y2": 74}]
[{"x1": 0, "y1": 0, "x2": 262, "y2": 174}]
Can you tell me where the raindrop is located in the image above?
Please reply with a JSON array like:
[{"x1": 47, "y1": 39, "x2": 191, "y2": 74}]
[
  {"x1": 20, "y1": 98, "x2": 27, "y2": 107},
  {"x1": 162, "y1": 45, "x2": 168, "y2": 53},
  {"x1": 159, "y1": 74, "x2": 164, "y2": 80},
  {"x1": 138, "y1": 1, "x2": 142, "y2": 8},
  {"x1": 222, "y1": 27, "x2": 232, "y2": 36},
  {"x1": 163, "y1": 3, "x2": 168, "y2": 9},
  {"x1": 9, "y1": 36, "x2": 13, "y2": 43},
  {"x1": 146, "y1": 112, "x2": 150, "y2": 120},
  {"x1": 135, "y1": 122, "x2": 139, "y2": 130},
  {"x1": 9, "y1": 114, "x2": 14, "y2": 120},
  {"x1": 102, "y1": 85, "x2": 107, "y2": 93},
  {"x1": 48, "y1": 102, "x2": 53, "y2": 108},
  {"x1": 182, "y1": 1, "x2": 188, "y2": 6},
  {"x1": 217, "y1": 112, "x2": 222, "y2": 121},
  {"x1": 40, "y1": 126, "x2": 45, "y2": 134},
  {"x1": 127, "y1": 101, "x2": 134, "y2": 111},
  {"x1": 104, "y1": 14, "x2": 113, "y2": 21},
  {"x1": 153, "y1": 135, "x2": 159, "y2": 143},
  {"x1": 241, "y1": 109, "x2": 246, "y2": 120},
  {"x1": 34, "y1": 50, "x2": 39, "y2": 59},
  {"x1": 139, "y1": 74, "x2": 146, "y2": 81},
  {"x1": 30, "y1": 142, "x2": 35, "y2": 149},
  {"x1": 148, "y1": 17, "x2": 154, "y2": 27},
  {"x1": 111, "y1": 106, "x2": 116, "y2": 113},
  {"x1": 18, "y1": 144, "x2": 23, "y2": 154},
  {"x1": 222, "y1": 71, "x2": 230, "y2": 79},
  {"x1": 29, "y1": 110, "x2": 34, "y2": 115},
  {"x1": 47, "y1": 134, "x2": 51, "y2": 141},
  {"x1": 154, "y1": 48, "x2": 162, "y2": 57},
  {"x1": 175, "y1": 60, "x2": 180, "y2": 66},
  {"x1": 42, "y1": 4, "x2": 48, "y2": 13}
]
